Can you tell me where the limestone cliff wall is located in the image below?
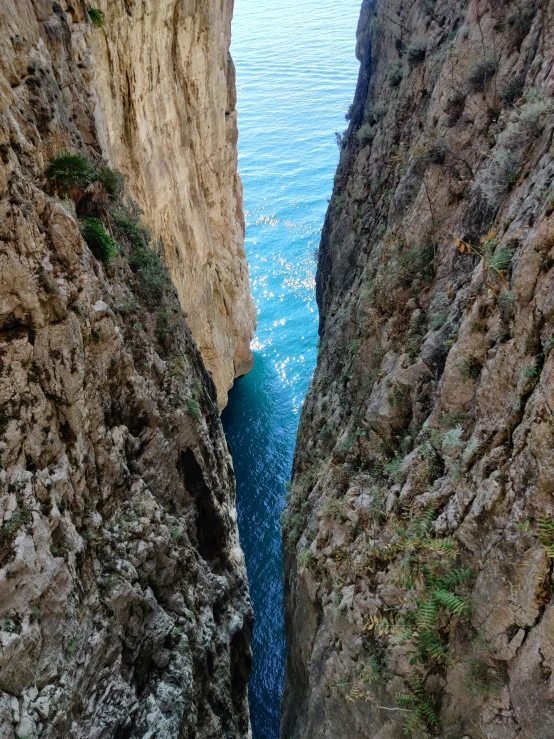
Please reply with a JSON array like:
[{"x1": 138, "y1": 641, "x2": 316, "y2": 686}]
[
  {"x1": 88, "y1": 0, "x2": 256, "y2": 409},
  {"x1": 0, "y1": 2, "x2": 252, "y2": 737},
  {"x1": 283, "y1": 0, "x2": 554, "y2": 737}
]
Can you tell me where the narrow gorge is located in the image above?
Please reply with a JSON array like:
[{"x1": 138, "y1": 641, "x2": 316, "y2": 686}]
[{"x1": 1, "y1": 0, "x2": 554, "y2": 738}]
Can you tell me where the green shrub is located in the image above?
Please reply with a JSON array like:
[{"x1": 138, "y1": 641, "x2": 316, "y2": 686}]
[
  {"x1": 467, "y1": 55, "x2": 497, "y2": 91},
  {"x1": 47, "y1": 153, "x2": 92, "y2": 192},
  {"x1": 399, "y1": 241, "x2": 434, "y2": 283},
  {"x1": 94, "y1": 165, "x2": 124, "y2": 199},
  {"x1": 489, "y1": 98, "x2": 551, "y2": 190},
  {"x1": 486, "y1": 247, "x2": 512, "y2": 275},
  {"x1": 442, "y1": 425, "x2": 464, "y2": 453},
  {"x1": 88, "y1": 8, "x2": 105, "y2": 27},
  {"x1": 2, "y1": 507, "x2": 32, "y2": 535},
  {"x1": 511, "y1": 99, "x2": 551, "y2": 141},
  {"x1": 170, "y1": 525, "x2": 182, "y2": 541},
  {"x1": 112, "y1": 207, "x2": 169, "y2": 300},
  {"x1": 80, "y1": 217, "x2": 116, "y2": 265},
  {"x1": 2, "y1": 617, "x2": 17, "y2": 633},
  {"x1": 384, "y1": 454, "x2": 404, "y2": 483},
  {"x1": 356, "y1": 122, "x2": 375, "y2": 145},
  {"x1": 474, "y1": 147, "x2": 521, "y2": 208},
  {"x1": 406, "y1": 38, "x2": 427, "y2": 64},
  {"x1": 430, "y1": 312, "x2": 447, "y2": 330},
  {"x1": 128, "y1": 246, "x2": 168, "y2": 300},
  {"x1": 0, "y1": 505, "x2": 32, "y2": 567},
  {"x1": 366, "y1": 103, "x2": 388, "y2": 123},
  {"x1": 500, "y1": 73, "x2": 525, "y2": 104},
  {"x1": 507, "y1": 5, "x2": 536, "y2": 48},
  {"x1": 523, "y1": 87, "x2": 546, "y2": 104},
  {"x1": 297, "y1": 549, "x2": 316, "y2": 571},
  {"x1": 388, "y1": 61, "x2": 404, "y2": 87},
  {"x1": 156, "y1": 309, "x2": 170, "y2": 344},
  {"x1": 458, "y1": 356, "x2": 483, "y2": 382},
  {"x1": 167, "y1": 354, "x2": 188, "y2": 380},
  {"x1": 112, "y1": 212, "x2": 149, "y2": 251},
  {"x1": 546, "y1": 192, "x2": 554, "y2": 216},
  {"x1": 118, "y1": 296, "x2": 139, "y2": 314},
  {"x1": 66, "y1": 637, "x2": 78, "y2": 656},
  {"x1": 497, "y1": 289, "x2": 515, "y2": 308},
  {"x1": 187, "y1": 396, "x2": 201, "y2": 420}
]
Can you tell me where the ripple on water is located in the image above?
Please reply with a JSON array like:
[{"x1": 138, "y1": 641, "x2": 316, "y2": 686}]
[{"x1": 222, "y1": 1, "x2": 361, "y2": 737}]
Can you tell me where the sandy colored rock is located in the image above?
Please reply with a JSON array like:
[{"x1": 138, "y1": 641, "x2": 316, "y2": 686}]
[{"x1": 89, "y1": 0, "x2": 256, "y2": 408}]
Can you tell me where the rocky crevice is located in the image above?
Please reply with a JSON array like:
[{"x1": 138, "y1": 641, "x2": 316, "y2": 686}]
[{"x1": 283, "y1": 0, "x2": 554, "y2": 737}]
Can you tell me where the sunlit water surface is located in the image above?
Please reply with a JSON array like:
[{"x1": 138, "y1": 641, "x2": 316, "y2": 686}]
[{"x1": 222, "y1": 2, "x2": 361, "y2": 736}]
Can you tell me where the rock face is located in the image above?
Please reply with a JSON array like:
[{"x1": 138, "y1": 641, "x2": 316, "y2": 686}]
[
  {"x1": 283, "y1": 1, "x2": 554, "y2": 737},
  {"x1": 89, "y1": 0, "x2": 256, "y2": 409},
  {"x1": 0, "y1": 2, "x2": 252, "y2": 738}
]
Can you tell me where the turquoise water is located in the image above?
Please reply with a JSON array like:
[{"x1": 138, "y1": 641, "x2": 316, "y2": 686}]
[{"x1": 222, "y1": 2, "x2": 361, "y2": 736}]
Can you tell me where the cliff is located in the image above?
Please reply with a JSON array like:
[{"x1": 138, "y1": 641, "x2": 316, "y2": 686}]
[
  {"x1": 89, "y1": 0, "x2": 256, "y2": 409},
  {"x1": 0, "y1": 2, "x2": 252, "y2": 737},
  {"x1": 283, "y1": 0, "x2": 554, "y2": 737}
]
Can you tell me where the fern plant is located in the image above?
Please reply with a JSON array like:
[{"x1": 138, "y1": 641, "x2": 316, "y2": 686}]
[
  {"x1": 537, "y1": 517, "x2": 554, "y2": 557},
  {"x1": 359, "y1": 655, "x2": 389, "y2": 685},
  {"x1": 396, "y1": 673, "x2": 439, "y2": 735},
  {"x1": 407, "y1": 504, "x2": 437, "y2": 539},
  {"x1": 424, "y1": 536, "x2": 459, "y2": 557},
  {"x1": 434, "y1": 567, "x2": 474, "y2": 590},
  {"x1": 410, "y1": 631, "x2": 450, "y2": 665},
  {"x1": 416, "y1": 597, "x2": 438, "y2": 633},
  {"x1": 433, "y1": 589, "x2": 472, "y2": 616},
  {"x1": 360, "y1": 503, "x2": 475, "y2": 735},
  {"x1": 367, "y1": 504, "x2": 474, "y2": 671}
]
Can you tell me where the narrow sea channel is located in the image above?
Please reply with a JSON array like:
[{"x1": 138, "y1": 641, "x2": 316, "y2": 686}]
[{"x1": 222, "y1": 2, "x2": 361, "y2": 736}]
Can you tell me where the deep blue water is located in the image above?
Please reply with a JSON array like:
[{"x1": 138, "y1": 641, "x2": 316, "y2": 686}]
[{"x1": 221, "y1": 2, "x2": 361, "y2": 737}]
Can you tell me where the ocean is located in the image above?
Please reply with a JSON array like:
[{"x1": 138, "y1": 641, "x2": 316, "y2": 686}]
[{"x1": 221, "y1": 1, "x2": 361, "y2": 736}]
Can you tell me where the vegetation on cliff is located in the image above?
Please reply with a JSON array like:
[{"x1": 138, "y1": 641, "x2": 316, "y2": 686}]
[
  {"x1": 0, "y1": 2, "x2": 252, "y2": 737},
  {"x1": 283, "y1": 0, "x2": 554, "y2": 737}
]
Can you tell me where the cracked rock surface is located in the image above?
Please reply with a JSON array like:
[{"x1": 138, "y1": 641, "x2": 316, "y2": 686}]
[
  {"x1": 282, "y1": 0, "x2": 554, "y2": 737},
  {"x1": 0, "y1": 1, "x2": 252, "y2": 737}
]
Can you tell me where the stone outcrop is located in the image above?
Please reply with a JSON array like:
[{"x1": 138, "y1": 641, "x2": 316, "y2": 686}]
[
  {"x1": 283, "y1": 0, "x2": 554, "y2": 737},
  {"x1": 0, "y1": 1, "x2": 252, "y2": 737}
]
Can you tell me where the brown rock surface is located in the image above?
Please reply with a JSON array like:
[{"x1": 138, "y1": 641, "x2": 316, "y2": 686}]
[
  {"x1": 0, "y1": 1, "x2": 252, "y2": 737},
  {"x1": 282, "y1": 0, "x2": 554, "y2": 737}
]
